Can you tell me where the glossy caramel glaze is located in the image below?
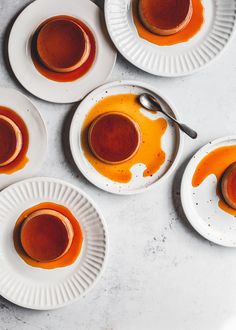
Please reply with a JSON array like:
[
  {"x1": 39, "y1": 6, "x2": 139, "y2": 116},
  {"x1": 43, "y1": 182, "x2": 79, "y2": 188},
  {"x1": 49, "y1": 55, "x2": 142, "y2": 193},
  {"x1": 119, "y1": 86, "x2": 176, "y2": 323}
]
[
  {"x1": 192, "y1": 146, "x2": 236, "y2": 216},
  {"x1": 0, "y1": 115, "x2": 22, "y2": 166},
  {"x1": 221, "y1": 163, "x2": 236, "y2": 210},
  {"x1": 0, "y1": 106, "x2": 29, "y2": 174},
  {"x1": 139, "y1": 0, "x2": 192, "y2": 35},
  {"x1": 133, "y1": 0, "x2": 204, "y2": 46},
  {"x1": 88, "y1": 112, "x2": 141, "y2": 164},
  {"x1": 14, "y1": 203, "x2": 83, "y2": 269},
  {"x1": 81, "y1": 94, "x2": 167, "y2": 183},
  {"x1": 31, "y1": 15, "x2": 96, "y2": 82},
  {"x1": 20, "y1": 209, "x2": 74, "y2": 262},
  {"x1": 37, "y1": 18, "x2": 90, "y2": 73}
]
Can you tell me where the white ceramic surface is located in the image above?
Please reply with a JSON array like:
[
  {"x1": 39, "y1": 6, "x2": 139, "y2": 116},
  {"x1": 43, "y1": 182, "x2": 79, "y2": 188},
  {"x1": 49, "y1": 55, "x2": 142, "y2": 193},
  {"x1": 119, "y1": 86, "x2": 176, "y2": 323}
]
[
  {"x1": 105, "y1": 0, "x2": 236, "y2": 76},
  {"x1": 0, "y1": 87, "x2": 47, "y2": 190},
  {"x1": 0, "y1": 177, "x2": 107, "y2": 310},
  {"x1": 181, "y1": 136, "x2": 236, "y2": 247},
  {"x1": 8, "y1": 0, "x2": 117, "y2": 103},
  {"x1": 70, "y1": 80, "x2": 183, "y2": 195}
]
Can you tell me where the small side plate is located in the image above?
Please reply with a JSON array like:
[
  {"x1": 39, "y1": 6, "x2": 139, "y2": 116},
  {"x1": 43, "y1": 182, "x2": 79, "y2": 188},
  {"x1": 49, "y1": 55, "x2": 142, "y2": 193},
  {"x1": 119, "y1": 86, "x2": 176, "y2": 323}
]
[
  {"x1": 70, "y1": 80, "x2": 184, "y2": 195},
  {"x1": 0, "y1": 87, "x2": 47, "y2": 190},
  {"x1": 181, "y1": 136, "x2": 236, "y2": 247}
]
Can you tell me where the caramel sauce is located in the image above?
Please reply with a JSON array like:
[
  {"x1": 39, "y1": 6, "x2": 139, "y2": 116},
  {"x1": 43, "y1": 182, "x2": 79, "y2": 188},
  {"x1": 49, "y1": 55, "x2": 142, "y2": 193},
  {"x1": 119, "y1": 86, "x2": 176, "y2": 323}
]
[
  {"x1": 31, "y1": 15, "x2": 96, "y2": 82},
  {"x1": 132, "y1": 0, "x2": 204, "y2": 46},
  {"x1": 0, "y1": 106, "x2": 29, "y2": 174},
  {"x1": 14, "y1": 202, "x2": 83, "y2": 269},
  {"x1": 81, "y1": 94, "x2": 167, "y2": 183},
  {"x1": 192, "y1": 146, "x2": 236, "y2": 216}
]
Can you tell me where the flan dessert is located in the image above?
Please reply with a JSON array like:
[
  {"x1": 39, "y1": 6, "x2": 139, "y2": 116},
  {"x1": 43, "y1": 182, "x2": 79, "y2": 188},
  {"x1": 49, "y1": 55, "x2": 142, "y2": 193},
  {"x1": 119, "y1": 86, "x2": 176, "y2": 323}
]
[
  {"x1": 20, "y1": 209, "x2": 74, "y2": 262},
  {"x1": 37, "y1": 17, "x2": 91, "y2": 73},
  {"x1": 0, "y1": 115, "x2": 22, "y2": 167},
  {"x1": 221, "y1": 162, "x2": 236, "y2": 210},
  {"x1": 138, "y1": 0, "x2": 193, "y2": 35},
  {"x1": 88, "y1": 112, "x2": 141, "y2": 164}
]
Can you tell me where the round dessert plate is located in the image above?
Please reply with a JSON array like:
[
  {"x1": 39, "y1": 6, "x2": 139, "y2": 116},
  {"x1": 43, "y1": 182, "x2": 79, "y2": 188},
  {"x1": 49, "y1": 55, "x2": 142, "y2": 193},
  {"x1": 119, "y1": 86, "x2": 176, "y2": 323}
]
[
  {"x1": 0, "y1": 177, "x2": 107, "y2": 310},
  {"x1": 105, "y1": 0, "x2": 236, "y2": 76},
  {"x1": 70, "y1": 80, "x2": 184, "y2": 195},
  {"x1": 0, "y1": 87, "x2": 47, "y2": 190},
  {"x1": 8, "y1": 0, "x2": 116, "y2": 103},
  {"x1": 181, "y1": 136, "x2": 236, "y2": 247}
]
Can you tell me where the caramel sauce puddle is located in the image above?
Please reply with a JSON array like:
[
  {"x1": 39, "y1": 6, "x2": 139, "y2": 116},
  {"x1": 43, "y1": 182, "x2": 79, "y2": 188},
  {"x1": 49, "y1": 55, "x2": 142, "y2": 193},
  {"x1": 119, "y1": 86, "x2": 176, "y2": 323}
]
[
  {"x1": 132, "y1": 0, "x2": 204, "y2": 46},
  {"x1": 192, "y1": 146, "x2": 236, "y2": 216},
  {"x1": 0, "y1": 106, "x2": 29, "y2": 174},
  {"x1": 14, "y1": 202, "x2": 83, "y2": 269},
  {"x1": 81, "y1": 94, "x2": 167, "y2": 183}
]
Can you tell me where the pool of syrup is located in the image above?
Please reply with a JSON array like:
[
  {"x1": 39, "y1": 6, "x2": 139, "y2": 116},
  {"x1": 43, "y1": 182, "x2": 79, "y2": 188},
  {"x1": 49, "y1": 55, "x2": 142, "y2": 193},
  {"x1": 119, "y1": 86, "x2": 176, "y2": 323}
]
[
  {"x1": 0, "y1": 106, "x2": 29, "y2": 174},
  {"x1": 192, "y1": 145, "x2": 236, "y2": 216},
  {"x1": 132, "y1": 0, "x2": 204, "y2": 46},
  {"x1": 81, "y1": 94, "x2": 167, "y2": 183},
  {"x1": 14, "y1": 202, "x2": 83, "y2": 269},
  {"x1": 31, "y1": 15, "x2": 96, "y2": 82}
]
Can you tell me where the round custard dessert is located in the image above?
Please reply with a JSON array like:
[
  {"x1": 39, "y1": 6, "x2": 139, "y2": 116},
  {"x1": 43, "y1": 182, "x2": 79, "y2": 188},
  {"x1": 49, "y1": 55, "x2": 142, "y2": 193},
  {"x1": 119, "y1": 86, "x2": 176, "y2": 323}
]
[
  {"x1": 0, "y1": 115, "x2": 22, "y2": 167},
  {"x1": 221, "y1": 162, "x2": 236, "y2": 209},
  {"x1": 88, "y1": 112, "x2": 141, "y2": 164},
  {"x1": 20, "y1": 209, "x2": 74, "y2": 262},
  {"x1": 139, "y1": 0, "x2": 193, "y2": 36},
  {"x1": 37, "y1": 18, "x2": 91, "y2": 73}
]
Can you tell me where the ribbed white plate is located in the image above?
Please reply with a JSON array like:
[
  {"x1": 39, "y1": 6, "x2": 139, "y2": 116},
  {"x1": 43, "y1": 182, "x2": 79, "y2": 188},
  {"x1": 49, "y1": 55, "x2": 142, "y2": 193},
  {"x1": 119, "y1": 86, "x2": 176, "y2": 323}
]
[
  {"x1": 70, "y1": 80, "x2": 184, "y2": 195},
  {"x1": 105, "y1": 0, "x2": 236, "y2": 76},
  {"x1": 8, "y1": 0, "x2": 116, "y2": 103},
  {"x1": 181, "y1": 136, "x2": 236, "y2": 247},
  {"x1": 0, "y1": 177, "x2": 107, "y2": 309},
  {"x1": 0, "y1": 87, "x2": 47, "y2": 191}
]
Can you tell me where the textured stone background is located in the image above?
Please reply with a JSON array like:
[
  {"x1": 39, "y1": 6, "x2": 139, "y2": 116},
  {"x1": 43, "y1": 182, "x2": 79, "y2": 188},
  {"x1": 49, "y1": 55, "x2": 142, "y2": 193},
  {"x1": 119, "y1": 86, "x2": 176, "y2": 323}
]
[{"x1": 1, "y1": 1, "x2": 236, "y2": 329}]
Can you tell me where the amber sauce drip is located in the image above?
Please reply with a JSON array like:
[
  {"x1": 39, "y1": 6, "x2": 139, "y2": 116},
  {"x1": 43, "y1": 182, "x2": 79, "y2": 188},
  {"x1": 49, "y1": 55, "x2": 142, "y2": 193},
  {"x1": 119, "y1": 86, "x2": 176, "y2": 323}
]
[
  {"x1": 31, "y1": 15, "x2": 96, "y2": 82},
  {"x1": 132, "y1": 0, "x2": 204, "y2": 46},
  {"x1": 81, "y1": 94, "x2": 167, "y2": 183},
  {"x1": 192, "y1": 146, "x2": 236, "y2": 216},
  {"x1": 13, "y1": 202, "x2": 83, "y2": 269},
  {"x1": 0, "y1": 106, "x2": 29, "y2": 174}
]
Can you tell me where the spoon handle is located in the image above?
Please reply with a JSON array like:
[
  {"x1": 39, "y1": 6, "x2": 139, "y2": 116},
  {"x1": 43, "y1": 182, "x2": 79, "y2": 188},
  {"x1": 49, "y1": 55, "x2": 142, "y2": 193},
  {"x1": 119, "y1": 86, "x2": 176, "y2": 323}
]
[{"x1": 149, "y1": 95, "x2": 198, "y2": 139}]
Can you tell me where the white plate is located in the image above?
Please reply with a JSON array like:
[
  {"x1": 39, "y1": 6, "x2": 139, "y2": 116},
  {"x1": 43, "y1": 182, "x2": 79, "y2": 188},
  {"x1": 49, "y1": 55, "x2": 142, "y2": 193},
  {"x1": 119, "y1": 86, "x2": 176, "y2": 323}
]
[
  {"x1": 0, "y1": 87, "x2": 47, "y2": 190},
  {"x1": 181, "y1": 136, "x2": 236, "y2": 247},
  {"x1": 0, "y1": 177, "x2": 107, "y2": 310},
  {"x1": 70, "y1": 80, "x2": 183, "y2": 195},
  {"x1": 105, "y1": 0, "x2": 236, "y2": 76},
  {"x1": 8, "y1": 0, "x2": 117, "y2": 103}
]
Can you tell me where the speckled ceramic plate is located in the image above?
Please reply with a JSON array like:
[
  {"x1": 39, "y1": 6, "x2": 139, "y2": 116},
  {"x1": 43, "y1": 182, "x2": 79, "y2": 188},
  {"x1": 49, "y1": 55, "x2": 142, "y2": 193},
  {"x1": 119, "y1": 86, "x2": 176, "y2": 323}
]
[
  {"x1": 105, "y1": 0, "x2": 236, "y2": 76},
  {"x1": 0, "y1": 87, "x2": 47, "y2": 191},
  {"x1": 8, "y1": 0, "x2": 116, "y2": 103},
  {"x1": 181, "y1": 136, "x2": 236, "y2": 247},
  {"x1": 0, "y1": 177, "x2": 107, "y2": 310},
  {"x1": 70, "y1": 80, "x2": 184, "y2": 195}
]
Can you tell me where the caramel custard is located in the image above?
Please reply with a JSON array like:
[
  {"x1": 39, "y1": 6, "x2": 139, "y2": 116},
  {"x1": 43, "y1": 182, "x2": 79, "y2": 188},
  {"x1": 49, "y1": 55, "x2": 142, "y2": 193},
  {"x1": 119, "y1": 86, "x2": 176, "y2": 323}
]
[
  {"x1": 31, "y1": 15, "x2": 96, "y2": 82},
  {"x1": 221, "y1": 163, "x2": 236, "y2": 210},
  {"x1": 14, "y1": 203, "x2": 83, "y2": 269},
  {"x1": 192, "y1": 145, "x2": 236, "y2": 216},
  {"x1": 132, "y1": 0, "x2": 204, "y2": 46},
  {"x1": 0, "y1": 106, "x2": 29, "y2": 174},
  {"x1": 139, "y1": 0, "x2": 193, "y2": 36},
  {"x1": 88, "y1": 112, "x2": 141, "y2": 164},
  {"x1": 37, "y1": 18, "x2": 91, "y2": 73},
  {"x1": 0, "y1": 115, "x2": 23, "y2": 167},
  {"x1": 82, "y1": 94, "x2": 167, "y2": 183},
  {"x1": 20, "y1": 209, "x2": 74, "y2": 262}
]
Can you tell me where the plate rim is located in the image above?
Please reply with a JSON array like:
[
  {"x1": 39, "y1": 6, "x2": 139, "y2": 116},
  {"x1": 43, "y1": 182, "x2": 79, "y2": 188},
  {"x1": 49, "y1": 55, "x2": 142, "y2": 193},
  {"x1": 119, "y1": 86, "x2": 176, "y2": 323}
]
[
  {"x1": 104, "y1": 0, "x2": 236, "y2": 77},
  {"x1": 0, "y1": 176, "x2": 109, "y2": 310},
  {"x1": 70, "y1": 79, "x2": 184, "y2": 195},
  {"x1": 181, "y1": 135, "x2": 236, "y2": 247}
]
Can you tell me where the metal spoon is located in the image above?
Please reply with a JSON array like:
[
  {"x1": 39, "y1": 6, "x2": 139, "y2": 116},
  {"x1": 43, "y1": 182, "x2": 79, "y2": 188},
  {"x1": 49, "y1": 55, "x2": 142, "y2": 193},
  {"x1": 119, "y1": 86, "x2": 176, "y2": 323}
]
[{"x1": 139, "y1": 93, "x2": 197, "y2": 139}]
